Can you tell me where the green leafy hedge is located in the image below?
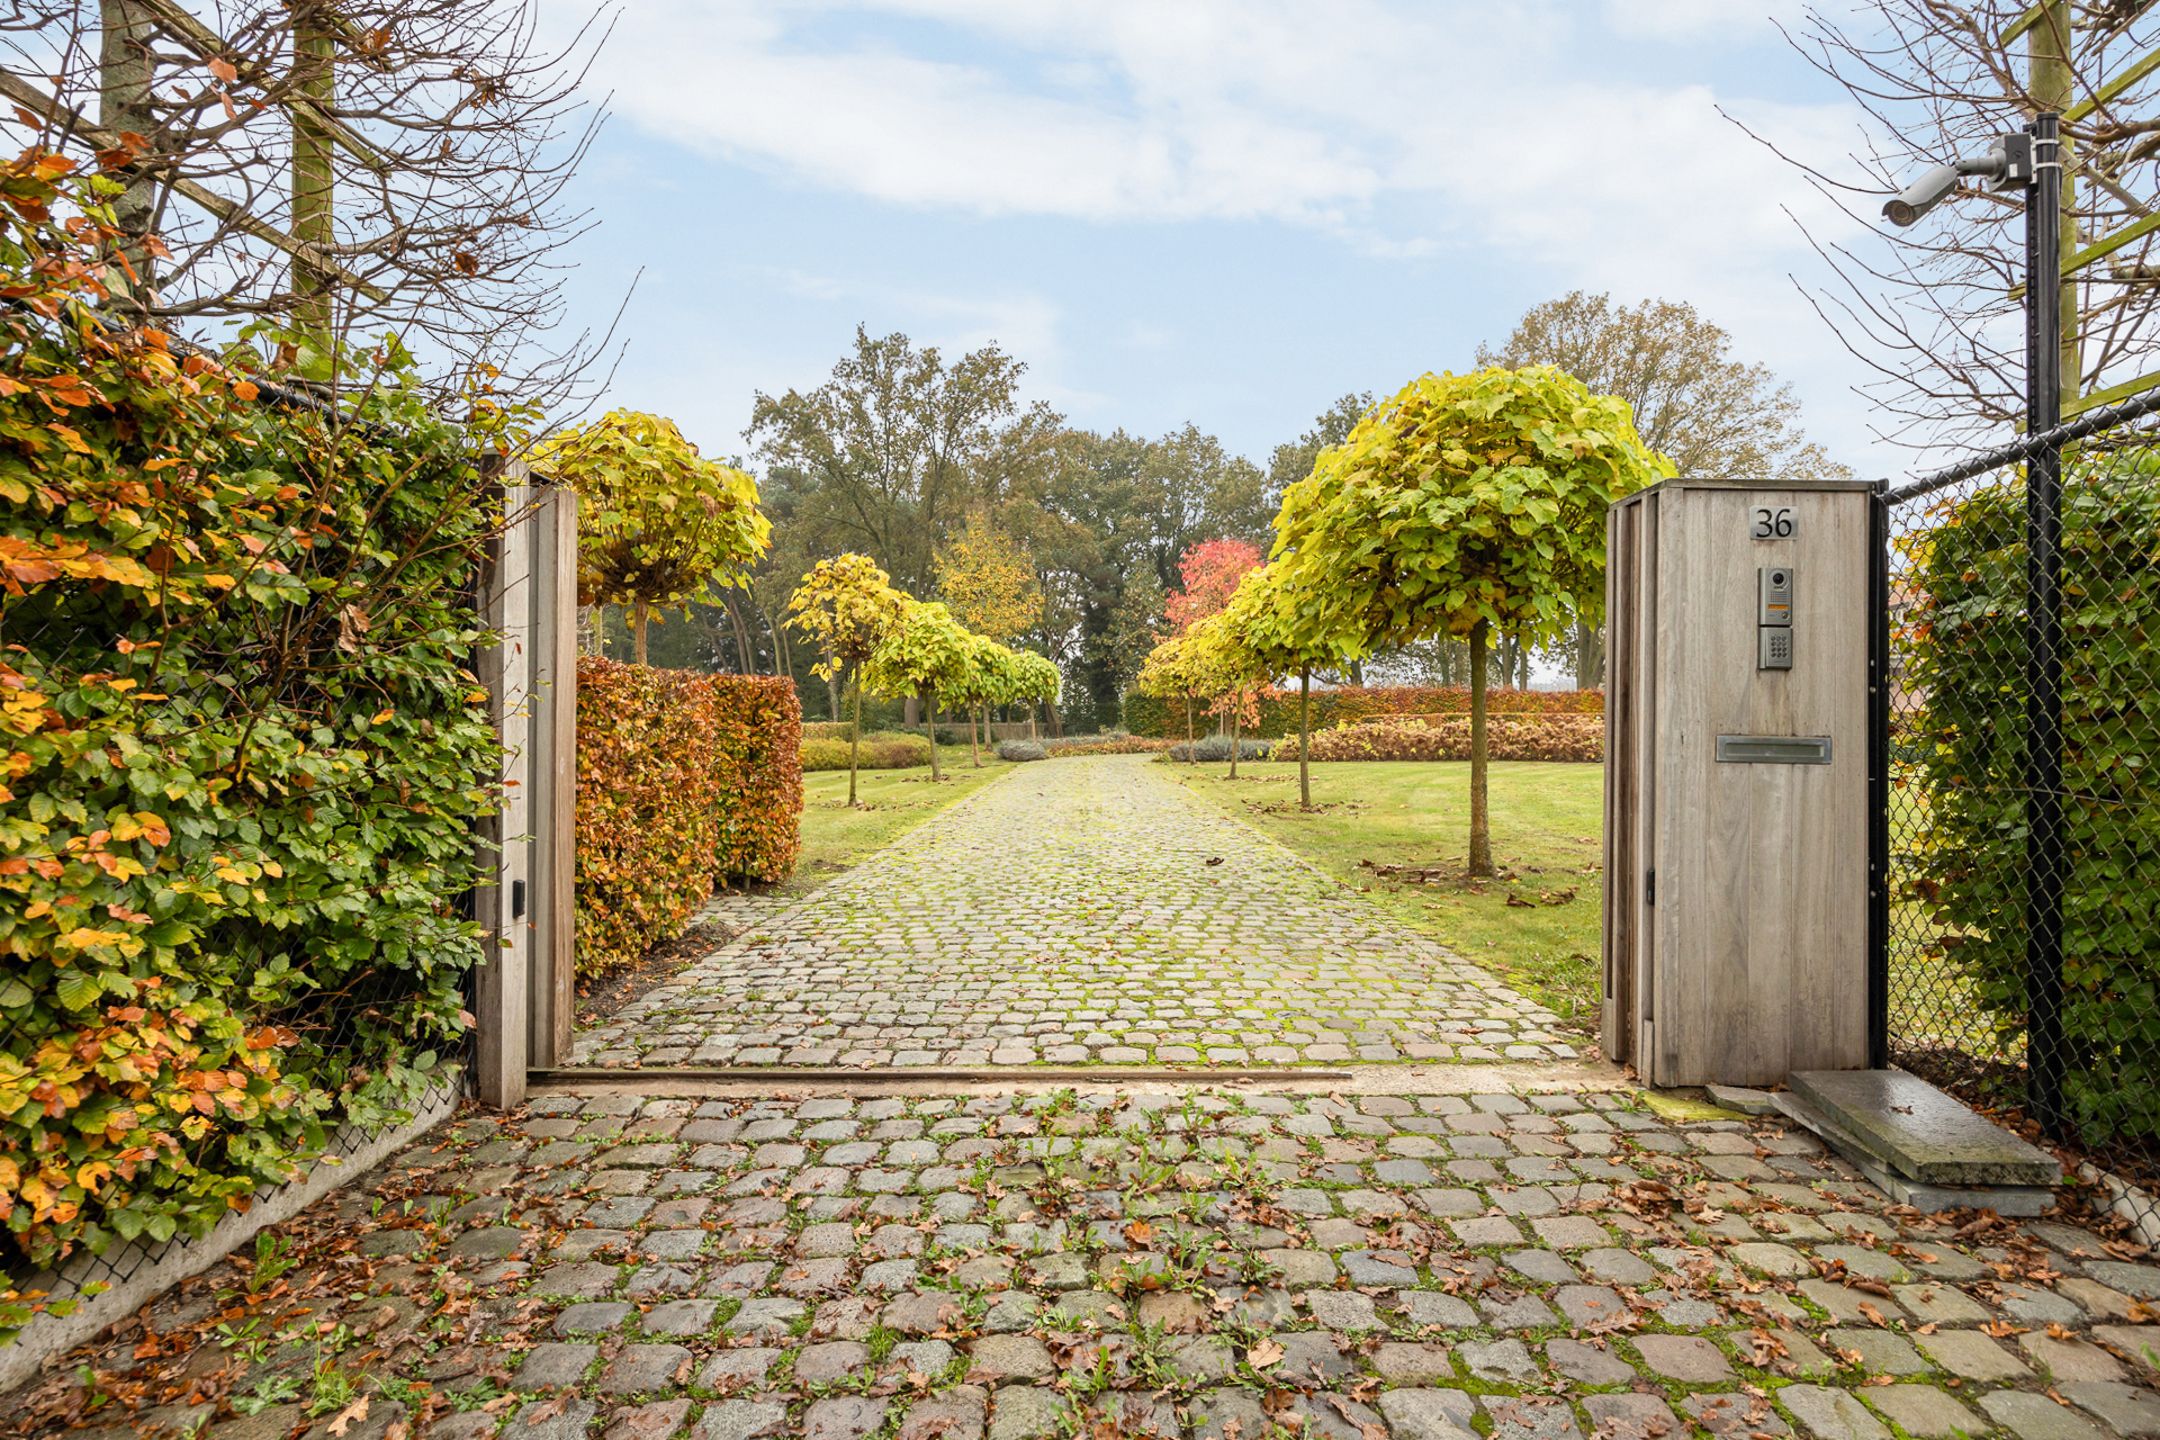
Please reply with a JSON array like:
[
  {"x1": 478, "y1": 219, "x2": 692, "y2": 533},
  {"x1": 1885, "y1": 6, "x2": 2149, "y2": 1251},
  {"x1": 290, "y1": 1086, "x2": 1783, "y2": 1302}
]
[
  {"x1": 1119, "y1": 684, "x2": 1602, "y2": 738},
  {"x1": 801, "y1": 731, "x2": 932, "y2": 772},
  {"x1": 575, "y1": 661, "x2": 801, "y2": 976},
  {"x1": 0, "y1": 153, "x2": 500, "y2": 1280},
  {"x1": 1901, "y1": 463, "x2": 2160, "y2": 1147}
]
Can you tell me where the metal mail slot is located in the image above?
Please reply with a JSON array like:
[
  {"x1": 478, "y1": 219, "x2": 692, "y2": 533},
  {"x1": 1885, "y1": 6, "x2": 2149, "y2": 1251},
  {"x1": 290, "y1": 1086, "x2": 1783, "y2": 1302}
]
[{"x1": 1716, "y1": 734, "x2": 1832, "y2": 765}]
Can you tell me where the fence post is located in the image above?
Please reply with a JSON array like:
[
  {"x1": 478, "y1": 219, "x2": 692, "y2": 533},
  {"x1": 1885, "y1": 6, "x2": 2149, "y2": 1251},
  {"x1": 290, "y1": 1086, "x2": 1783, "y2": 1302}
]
[
  {"x1": 2023, "y1": 112, "x2": 2067, "y2": 1136},
  {"x1": 1868, "y1": 483, "x2": 1890, "y2": 1070}
]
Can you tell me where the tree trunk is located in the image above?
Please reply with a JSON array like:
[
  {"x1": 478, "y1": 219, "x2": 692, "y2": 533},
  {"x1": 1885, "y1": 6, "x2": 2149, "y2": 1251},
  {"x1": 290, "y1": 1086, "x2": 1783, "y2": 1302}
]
[
  {"x1": 969, "y1": 704, "x2": 981, "y2": 767},
  {"x1": 98, "y1": 0, "x2": 158, "y2": 303},
  {"x1": 1573, "y1": 618, "x2": 1604, "y2": 689},
  {"x1": 633, "y1": 602, "x2": 650, "y2": 665},
  {"x1": 925, "y1": 692, "x2": 942, "y2": 781},
  {"x1": 1468, "y1": 620, "x2": 1494, "y2": 877},
  {"x1": 1030, "y1": 706, "x2": 1038, "y2": 740},
  {"x1": 825, "y1": 672, "x2": 841, "y2": 723},
  {"x1": 1185, "y1": 698, "x2": 1195, "y2": 765},
  {"x1": 848, "y1": 678, "x2": 863, "y2": 807},
  {"x1": 1228, "y1": 704, "x2": 1241, "y2": 780},
  {"x1": 904, "y1": 695, "x2": 919, "y2": 728},
  {"x1": 290, "y1": 2, "x2": 337, "y2": 353},
  {"x1": 1347, "y1": 658, "x2": 1364, "y2": 686},
  {"x1": 1298, "y1": 666, "x2": 1312, "y2": 811},
  {"x1": 729, "y1": 601, "x2": 754, "y2": 673}
]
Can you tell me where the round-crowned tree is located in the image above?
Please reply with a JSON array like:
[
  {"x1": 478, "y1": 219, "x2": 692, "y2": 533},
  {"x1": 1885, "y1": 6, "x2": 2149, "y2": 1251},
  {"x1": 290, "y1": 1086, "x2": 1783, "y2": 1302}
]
[
  {"x1": 536, "y1": 409, "x2": 771, "y2": 664},
  {"x1": 1013, "y1": 650, "x2": 1062, "y2": 738},
  {"x1": 1137, "y1": 632, "x2": 1207, "y2": 764},
  {"x1": 864, "y1": 598, "x2": 974, "y2": 782},
  {"x1": 786, "y1": 553, "x2": 907, "y2": 805},
  {"x1": 1224, "y1": 561, "x2": 1361, "y2": 810},
  {"x1": 1183, "y1": 608, "x2": 1268, "y2": 779},
  {"x1": 1274, "y1": 365, "x2": 1665, "y2": 872}
]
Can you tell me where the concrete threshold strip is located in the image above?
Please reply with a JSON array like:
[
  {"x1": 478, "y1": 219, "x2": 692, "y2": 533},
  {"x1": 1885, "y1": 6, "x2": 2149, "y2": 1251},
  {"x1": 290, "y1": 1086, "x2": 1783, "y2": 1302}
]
[{"x1": 529, "y1": 1058, "x2": 1631, "y2": 1098}]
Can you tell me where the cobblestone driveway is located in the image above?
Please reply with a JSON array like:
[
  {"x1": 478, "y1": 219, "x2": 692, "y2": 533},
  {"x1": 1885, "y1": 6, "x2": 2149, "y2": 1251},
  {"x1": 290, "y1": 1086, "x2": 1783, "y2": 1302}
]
[
  {"x1": 573, "y1": 757, "x2": 1570, "y2": 1069},
  {"x1": 31, "y1": 1082, "x2": 2160, "y2": 1440}
]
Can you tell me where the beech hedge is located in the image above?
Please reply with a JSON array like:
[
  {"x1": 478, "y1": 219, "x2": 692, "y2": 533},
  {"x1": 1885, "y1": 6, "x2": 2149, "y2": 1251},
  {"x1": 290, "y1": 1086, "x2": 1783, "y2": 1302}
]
[
  {"x1": 1273, "y1": 715, "x2": 1604, "y2": 763},
  {"x1": 0, "y1": 155, "x2": 500, "y2": 1282},
  {"x1": 1119, "y1": 684, "x2": 1601, "y2": 738},
  {"x1": 575, "y1": 660, "x2": 801, "y2": 977}
]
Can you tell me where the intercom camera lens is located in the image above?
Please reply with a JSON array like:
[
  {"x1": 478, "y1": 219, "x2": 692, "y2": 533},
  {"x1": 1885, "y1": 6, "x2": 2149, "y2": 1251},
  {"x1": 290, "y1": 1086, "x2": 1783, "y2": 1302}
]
[{"x1": 1771, "y1": 571, "x2": 1787, "y2": 585}]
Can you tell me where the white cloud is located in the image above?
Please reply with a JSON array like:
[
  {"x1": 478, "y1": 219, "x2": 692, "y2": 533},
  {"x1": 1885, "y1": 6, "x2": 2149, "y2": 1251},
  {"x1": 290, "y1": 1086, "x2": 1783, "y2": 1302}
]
[
  {"x1": 584, "y1": 3, "x2": 1852, "y2": 267},
  {"x1": 569, "y1": 0, "x2": 1885, "y2": 465},
  {"x1": 1599, "y1": 0, "x2": 1807, "y2": 43}
]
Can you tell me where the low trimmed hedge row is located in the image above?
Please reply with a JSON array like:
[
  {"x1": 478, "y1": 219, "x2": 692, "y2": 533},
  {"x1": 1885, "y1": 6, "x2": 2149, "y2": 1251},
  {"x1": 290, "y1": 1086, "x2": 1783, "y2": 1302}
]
[
  {"x1": 1040, "y1": 734, "x2": 1175, "y2": 757},
  {"x1": 1120, "y1": 684, "x2": 1602, "y2": 738},
  {"x1": 1273, "y1": 715, "x2": 1603, "y2": 763},
  {"x1": 576, "y1": 659, "x2": 803, "y2": 977},
  {"x1": 801, "y1": 731, "x2": 935, "y2": 772}
]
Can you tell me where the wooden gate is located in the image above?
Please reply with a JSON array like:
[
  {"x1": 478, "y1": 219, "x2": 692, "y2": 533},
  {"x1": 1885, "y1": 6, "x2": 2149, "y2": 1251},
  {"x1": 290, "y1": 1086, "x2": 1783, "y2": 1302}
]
[{"x1": 472, "y1": 471, "x2": 577, "y2": 1106}]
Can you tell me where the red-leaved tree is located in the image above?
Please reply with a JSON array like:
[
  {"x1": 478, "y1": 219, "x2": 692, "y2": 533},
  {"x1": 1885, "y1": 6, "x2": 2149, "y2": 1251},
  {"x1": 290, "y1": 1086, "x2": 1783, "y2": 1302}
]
[{"x1": 1164, "y1": 537, "x2": 1262, "y2": 636}]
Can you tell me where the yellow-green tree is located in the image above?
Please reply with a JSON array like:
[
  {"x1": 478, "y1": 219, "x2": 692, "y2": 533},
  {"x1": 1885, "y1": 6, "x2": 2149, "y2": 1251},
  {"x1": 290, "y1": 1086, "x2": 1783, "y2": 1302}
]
[
  {"x1": 1012, "y1": 650, "x2": 1062, "y2": 738},
  {"x1": 1275, "y1": 365, "x2": 1665, "y2": 873},
  {"x1": 1137, "y1": 633, "x2": 1206, "y2": 765},
  {"x1": 864, "y1": 599, "x2": 974, "y2": 782},
  {"x1": 1225, "y1": 562, "x2": 1362, "y2": 810},
  {"x1": 950, "y1": 632, "x2": 1024, "y2": 766},
  {"x1": 1184, "y1": 609, "x2": 1268, "y2": 779},
  {"x1": 935, "y1": 509, "x2": 1043, "y2": 643},
  {"x1": 787, "y1": 553, "x2": 907, "y2": 805},
  {"x1": 536, "y1": 410, "x2": 771, "y2": 664}
]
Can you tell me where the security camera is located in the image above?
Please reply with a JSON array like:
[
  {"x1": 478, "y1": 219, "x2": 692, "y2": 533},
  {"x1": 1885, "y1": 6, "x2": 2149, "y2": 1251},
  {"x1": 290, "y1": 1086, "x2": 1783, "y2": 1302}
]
[
  {"x1": 1882, "y1": 138, "x2": 2030, "y2": 227},
  {"x1": 1882, "y1": 163, "x2": 1963, "y2": 227}
]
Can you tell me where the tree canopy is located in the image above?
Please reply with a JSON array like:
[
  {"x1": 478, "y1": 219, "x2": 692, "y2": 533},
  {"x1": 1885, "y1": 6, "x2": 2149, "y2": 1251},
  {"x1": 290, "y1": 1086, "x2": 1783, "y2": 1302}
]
[
  {"x1": 935, "y1": 510, "x2": 1043, "y2": 643},
  {"x1": 1274, "y1": 365, "x2": 1667, "y2": 868},
  {"x1": 1477, "y1": 292, "x2": 1849, "y2": 483},
  {"x1": 536, "y1": 409, "x2": 771, "y2": 664}
]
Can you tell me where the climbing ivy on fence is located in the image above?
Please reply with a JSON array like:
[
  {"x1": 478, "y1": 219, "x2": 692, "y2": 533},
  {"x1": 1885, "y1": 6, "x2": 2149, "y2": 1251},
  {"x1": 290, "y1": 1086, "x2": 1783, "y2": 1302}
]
[
  {"x1": 1901, "y1": 461, "x2": 2160, "y2": 1148},
  {"x1": 0, "y1": 153, "x2": 505, "y2": 1291},
  {"x1": 575, "y1": 660, "x2": 802, "y2": 977}
]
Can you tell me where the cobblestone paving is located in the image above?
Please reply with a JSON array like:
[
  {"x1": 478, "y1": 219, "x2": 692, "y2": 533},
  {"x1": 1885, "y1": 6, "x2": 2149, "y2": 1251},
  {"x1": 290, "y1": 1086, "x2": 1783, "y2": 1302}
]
[
  {"x1": 26, "y1": 1084, "x2": 2160, "y2": 1440},
  {"x1": 573, "y1": 757, "x2": 1570, "y2": 1069}
]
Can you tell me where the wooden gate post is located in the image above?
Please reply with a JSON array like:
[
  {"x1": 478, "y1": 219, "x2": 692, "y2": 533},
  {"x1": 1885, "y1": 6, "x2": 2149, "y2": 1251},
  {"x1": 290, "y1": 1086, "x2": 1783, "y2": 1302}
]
[
  {"x1": 526, "y1": 484, "x2": 577, "y2": 1069},
  {"x1": 474, "y1": 471, "x2": 535, "y2": 1107}
]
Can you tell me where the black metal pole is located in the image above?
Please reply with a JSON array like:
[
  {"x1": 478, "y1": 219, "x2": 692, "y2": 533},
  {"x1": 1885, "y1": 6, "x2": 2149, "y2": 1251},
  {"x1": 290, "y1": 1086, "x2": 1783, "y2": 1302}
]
[
  {"x1": 1867, "y1": 484, "x2": 1890, "y2": 1071},
  {"x1": 2023, "y1": 112, "x2": 2067, "y2": 1136}
]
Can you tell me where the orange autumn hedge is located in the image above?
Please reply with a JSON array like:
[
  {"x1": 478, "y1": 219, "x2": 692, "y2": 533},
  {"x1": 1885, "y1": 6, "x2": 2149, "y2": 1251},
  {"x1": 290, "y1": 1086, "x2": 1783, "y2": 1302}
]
[
  {"x1": 576, "y1": 658, "x2": 803, "y2": 977},
  {"x1": 1274, "y1": 714, "x2": 1604, "y2": 763},
  {"x1": 1121, "y1": 684, "x2": 1601, "y2": 738}
]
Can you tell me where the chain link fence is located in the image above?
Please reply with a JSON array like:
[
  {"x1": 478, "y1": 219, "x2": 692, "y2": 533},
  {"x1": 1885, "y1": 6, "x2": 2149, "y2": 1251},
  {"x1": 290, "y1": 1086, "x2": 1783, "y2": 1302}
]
[{"x1": 1884, "y1": 397, "x2": 2160, "y2": 1235}]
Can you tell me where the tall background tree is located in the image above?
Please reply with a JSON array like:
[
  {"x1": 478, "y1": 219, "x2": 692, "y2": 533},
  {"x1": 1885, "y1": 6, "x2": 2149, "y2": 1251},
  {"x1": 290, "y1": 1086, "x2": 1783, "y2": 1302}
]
[
  {"x1": 1032, "y1": 426, "x2": 1269, "y2": 728},
  {"x1": 935, "y1": 509, "x2": 1043, "y2": 644},
  {"x1": 7, "y1": 1, "x2": 607, "y2": 396},
  {"x1": 747, "y1": 327, "x2": 1061, "y2": 601},
  {"x1": 1164, "y1": 538, "x2": 1264, "y2": 636},
  {"x1": 1478, "y1": 290, "x2": 1850, "y2": 684}
]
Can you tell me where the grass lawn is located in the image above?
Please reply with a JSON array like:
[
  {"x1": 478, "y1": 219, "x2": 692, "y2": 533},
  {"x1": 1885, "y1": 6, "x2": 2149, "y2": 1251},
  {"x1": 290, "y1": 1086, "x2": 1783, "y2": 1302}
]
[
  {"x1": 785, "y1": 747, "x2": 1014, "y2": 896},
  {"x1": 1165, "y1": 758, "x2": 1606, "y2": 1030}
]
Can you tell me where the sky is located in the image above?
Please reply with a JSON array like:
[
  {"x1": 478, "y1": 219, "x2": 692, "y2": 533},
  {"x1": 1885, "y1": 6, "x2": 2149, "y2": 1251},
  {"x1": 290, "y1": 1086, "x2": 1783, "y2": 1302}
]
[{"x1": 543, "y1": 0, "x2": 1895, "y2": 478}]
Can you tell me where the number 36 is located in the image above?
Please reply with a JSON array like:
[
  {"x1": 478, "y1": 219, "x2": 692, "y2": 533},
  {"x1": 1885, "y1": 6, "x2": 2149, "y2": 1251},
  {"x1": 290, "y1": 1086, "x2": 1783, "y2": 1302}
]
[{"x1": 1751, "y1": 505, "x2": 1796, "y2": 540}]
